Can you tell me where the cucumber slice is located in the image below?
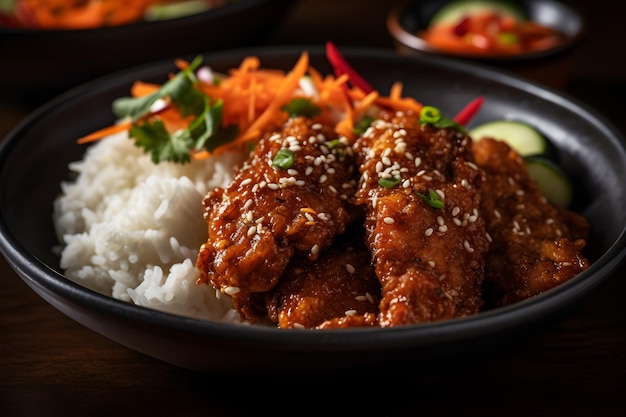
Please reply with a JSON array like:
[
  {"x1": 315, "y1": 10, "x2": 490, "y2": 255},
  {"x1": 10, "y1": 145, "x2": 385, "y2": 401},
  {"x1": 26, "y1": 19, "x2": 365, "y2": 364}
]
[
  {"x1": 429, "y1": 0, "x2": 527, "y2": 27},
  {"x1": 469, "y1": 120, "x2": 548, "y2": 157},
  {"x1": 524, "y1": 156, "x2": 573, "y2": 208},
  {"x1": 145, "y1": 0, "x2": 210, "y2": 21}
]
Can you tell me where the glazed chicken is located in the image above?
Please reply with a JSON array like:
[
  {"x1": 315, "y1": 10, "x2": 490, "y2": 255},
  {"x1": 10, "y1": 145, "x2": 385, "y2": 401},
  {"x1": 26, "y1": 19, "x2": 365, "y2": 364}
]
[
  {"x1": 196, "y1": 116, "x2": 360, "y2": 323},
  {"x1": 196, "y1": 111, "x2": 591, "y2": 329},
  {"x1": 264, "y1": 224, "x2": 381, "y2": 329},
  {"x1": 353, "y1": 110, "x2": 490, "y2": 327},
  {"x1": 473, "y1": 137, "x2": 590, "y2": 308}
]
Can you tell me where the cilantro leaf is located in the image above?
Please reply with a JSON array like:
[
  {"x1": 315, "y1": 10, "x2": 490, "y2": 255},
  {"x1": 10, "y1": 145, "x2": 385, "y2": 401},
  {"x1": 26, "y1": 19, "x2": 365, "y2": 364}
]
[
  {"x1": 112, "y1": 56, "x2": 204, "y2": 121},
  {"x1": 130, "y1": 120, "x2": 192, "y2": 164},
  {"x1": 281, "y1": 97, "x2": 321, "y2": 118}
]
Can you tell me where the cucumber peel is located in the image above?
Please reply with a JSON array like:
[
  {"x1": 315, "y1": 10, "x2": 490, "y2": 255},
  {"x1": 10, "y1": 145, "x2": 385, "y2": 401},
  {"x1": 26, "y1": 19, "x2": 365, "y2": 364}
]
[
  {"x1": 469, "y1": 120, "x2": 548, "y2": 157},
  {"x1": 524, "y1": 156, "x2": 573, "y2": 208},
  {"x1": 429, "y1": 0, "x2": 527, "y2": 27}
]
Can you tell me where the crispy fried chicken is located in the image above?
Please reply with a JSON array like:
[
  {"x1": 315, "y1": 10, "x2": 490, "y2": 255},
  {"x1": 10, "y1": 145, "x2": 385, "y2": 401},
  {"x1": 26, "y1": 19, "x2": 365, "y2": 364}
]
[
  {"x1": 196, "y1": 116, "x2": 360, "y2": 323},
  {"x1": 473, "y1": 137, "x2": 590, "y2": 308},
  {"x1": 354, "y1": 110, "x2": 490, "y2": 326},
  {"x1": 264, "y1": 224, "x2": 380, "y2": 329}
]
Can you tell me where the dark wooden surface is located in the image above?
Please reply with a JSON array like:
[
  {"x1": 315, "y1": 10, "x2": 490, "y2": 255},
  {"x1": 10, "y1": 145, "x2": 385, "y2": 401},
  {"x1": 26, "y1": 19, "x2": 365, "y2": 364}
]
[{"x1": 1, "y1": 1, "x2": 625, "y2": 416}]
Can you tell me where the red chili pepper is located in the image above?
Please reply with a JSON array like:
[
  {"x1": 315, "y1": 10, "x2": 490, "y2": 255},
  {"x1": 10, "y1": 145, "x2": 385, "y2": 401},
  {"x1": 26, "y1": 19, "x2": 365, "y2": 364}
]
[
  {"x1": 325, "y1": 41, "x2": 375, "y2": 93},
  {"x1": 453, "y1": 96, "x2": 485, "y2": 126}
]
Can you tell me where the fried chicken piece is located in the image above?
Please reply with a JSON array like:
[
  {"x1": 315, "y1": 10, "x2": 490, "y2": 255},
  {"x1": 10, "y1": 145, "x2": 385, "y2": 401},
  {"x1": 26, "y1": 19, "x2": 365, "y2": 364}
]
[
  {"x1": 354, "y1": 110, "x2": 489, "y2": 327},
  {"x1": 473, "y1": 137, "x2": 590, "y2": 308},
  {"x1": 264, "y1": 224, "x2": 381, "y2": 329},
  {"x1": 196, "y1": 116, "x2": 360, "y2": 323}
]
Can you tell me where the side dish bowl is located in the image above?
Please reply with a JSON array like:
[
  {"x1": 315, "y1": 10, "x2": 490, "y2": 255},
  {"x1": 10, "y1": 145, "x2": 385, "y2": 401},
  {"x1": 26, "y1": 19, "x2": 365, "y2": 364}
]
[
  {"x1": 1, "y1": 45, "x2": 625, "y2": 373},
  {"x1": 0, "y1": 0, "x2": 294, "y2": 104},
  {"x1": 387, "y1": 0, "x2": 585, "y2": 88}
]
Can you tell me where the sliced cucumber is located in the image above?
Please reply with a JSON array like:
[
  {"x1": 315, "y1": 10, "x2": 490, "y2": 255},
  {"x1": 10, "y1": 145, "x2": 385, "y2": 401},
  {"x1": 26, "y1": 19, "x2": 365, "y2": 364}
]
[
  {"x1": 469, "y1": 120, "x2": 548, "y2": 157},
  {"x1": 524, "y1": 156, "x2": 573, "y2": 208},
  {"x1": 144, "y1": 0, "x2": 210, "y2": 21},
  {"x1": 429, "y1": 0, "x2": 527, "y2": 27}
]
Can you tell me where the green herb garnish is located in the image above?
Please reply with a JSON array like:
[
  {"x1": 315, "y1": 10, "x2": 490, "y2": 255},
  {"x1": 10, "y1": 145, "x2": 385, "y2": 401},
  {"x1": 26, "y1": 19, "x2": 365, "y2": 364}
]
[
  {"x1": 272, "y1": 148, "x2": 296, "y2": 169},
  {"x1": 111, "y1": 56, "x2": 238, "y2": 164},
  {"x1": 353, "y1": 115, "x2": 375, "y2": 135},
  {"x1": 378, "y1": 177, "x2": 401, "y2": 189},
  {"x1": 281, "y1": 97, "x2": 321, "y2": 118},
  {"x1": 416, "y1": 188, "x2": 444, "y2": 209},
  {"x1": 419, "y1": 105, "x2": 466, "y2": 133}
]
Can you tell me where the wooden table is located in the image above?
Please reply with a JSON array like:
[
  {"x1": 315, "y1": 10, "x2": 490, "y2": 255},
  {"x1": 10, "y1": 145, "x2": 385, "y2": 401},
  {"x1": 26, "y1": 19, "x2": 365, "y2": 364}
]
[{"x1": 2, "y1": 1, "x2": 625, "y2": 415}]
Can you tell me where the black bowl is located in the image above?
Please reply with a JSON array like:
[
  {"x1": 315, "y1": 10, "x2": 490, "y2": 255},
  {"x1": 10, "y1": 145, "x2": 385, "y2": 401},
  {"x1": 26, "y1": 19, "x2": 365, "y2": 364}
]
[
  {"x1": 0, "y1": 0, "x2": 295, "y2": 105},
  {"x1": 1, "y1": 45, "x2": 625, "y2": 373},
  {"x1": 387, "y1": 0, "x2": 585, "y2": 88}
]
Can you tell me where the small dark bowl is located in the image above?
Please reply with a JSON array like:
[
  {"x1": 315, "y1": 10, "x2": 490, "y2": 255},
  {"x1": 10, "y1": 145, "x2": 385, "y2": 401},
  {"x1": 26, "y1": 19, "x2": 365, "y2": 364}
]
[
  {"x1": 387, "y1": 0, "x2": 585, "y2": 88},
  {"x1": 0, "y1": 0, "x2": 295, "y2": 105},
  {"x1": 1, "y1": 45, "x2": 625, "y2": 374}
]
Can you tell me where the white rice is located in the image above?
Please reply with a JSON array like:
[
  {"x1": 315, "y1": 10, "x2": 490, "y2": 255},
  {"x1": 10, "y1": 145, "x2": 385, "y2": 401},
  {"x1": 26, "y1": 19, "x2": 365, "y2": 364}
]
[{"x1": 52, "y1": 131, "x2": 246, "y2": 323}]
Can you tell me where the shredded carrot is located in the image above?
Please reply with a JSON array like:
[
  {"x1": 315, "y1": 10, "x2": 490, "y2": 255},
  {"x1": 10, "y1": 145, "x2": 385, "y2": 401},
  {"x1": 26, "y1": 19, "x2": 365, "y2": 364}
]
[
  {"x1": 10, "y1": 0, "x2": 228, "y2": 30},
  {"x1": 130, "y1": 81, "x2": 160, "y2": 97},
  {"x1": 213, "y1": 51, "x2": 311, "y2": 154},
  {"x1": 77, "y1": 48, "x2": 430, "y2": 160},
  {"x1": 77, "y1": 121, "x2": 133, "y2": 144},
  {"x1": 374, "y1": 82, "x2": 423, "y2": 114}
]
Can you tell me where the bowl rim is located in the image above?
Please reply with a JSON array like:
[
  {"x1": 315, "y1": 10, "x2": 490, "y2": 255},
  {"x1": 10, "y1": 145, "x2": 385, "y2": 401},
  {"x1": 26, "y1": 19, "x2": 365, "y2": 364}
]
[
  {"x1": 1, "y1": 44, "x2": 625, "y2": 355},
  {"x1": 386, "y1": 0, "x2": 587, "y2": 62}
]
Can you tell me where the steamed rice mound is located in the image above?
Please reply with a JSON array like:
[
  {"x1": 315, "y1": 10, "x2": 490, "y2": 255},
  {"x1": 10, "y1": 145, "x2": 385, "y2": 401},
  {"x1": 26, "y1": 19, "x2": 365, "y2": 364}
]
[{"x1": 52, "y1": 132, "x2": 246, "y2": 322}]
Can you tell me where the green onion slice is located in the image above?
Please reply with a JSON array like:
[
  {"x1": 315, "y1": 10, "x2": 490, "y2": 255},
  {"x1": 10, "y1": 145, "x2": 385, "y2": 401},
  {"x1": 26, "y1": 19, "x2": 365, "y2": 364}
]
[{"x1": 272, "y1": 148, "x2": 296, "y2": 169}]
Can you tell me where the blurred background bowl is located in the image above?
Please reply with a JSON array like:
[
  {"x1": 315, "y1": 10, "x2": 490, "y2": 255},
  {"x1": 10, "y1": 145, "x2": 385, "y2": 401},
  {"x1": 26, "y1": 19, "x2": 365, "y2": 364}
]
[
  {"x1": 0, "y1": 0, "x2": 296, "y2": 105},
  {"x1": 387, "y1": 0, "x2": 585, "y2": 88}
]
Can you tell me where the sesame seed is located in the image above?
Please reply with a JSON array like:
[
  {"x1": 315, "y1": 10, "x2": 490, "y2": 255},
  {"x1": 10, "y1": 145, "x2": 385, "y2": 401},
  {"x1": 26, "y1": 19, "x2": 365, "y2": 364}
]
[
  {"x1": 438, "y1": 225, "x2": 448, "y2": 233},
  {"x1": 245, "y1": 211, "x2": 253, "y2": 222},
  {"x1": 425, "y1": 228, "x2": 434, "y2": 236},
  {"x1": 224, "y1": 286, "x2": 240, "y2": 295},
  {"x1": 428, "y1": 260, "x2": 435, "y2": 268},
  {"x1": 240, "y1": 178, "x2": 252, "y2": 186},
  {"x1": 243, "y1": 199, "x2": 253, "y2": 210},
  {"x1": 328, "y1": 185, "x2": 337, "y2": 193},
  {"x1": 252, "y1": 184, "x2": 259, "y2": 193},
  {"x1": 463, "y1": 240, "x2": 474, "y2": 253},
  {"x1": 318, "y1": 213, "x2": 330, "y2": 221},
  {"x1": 383, "y1": 217, "x2": 395, "y2": 224},
  {"x1": 346, "y1": 264, "x2": 355, "y2": 273},
  {"x1": 485, "y1": 232, "x2": 493, "y2": 242},
  {"x1": 415, "y1": 157, "x2": 422, "y2": 167},
  {"x1": 311, "y1": 244, "x2": 319, "y2": 255},
  {"x1": 402, "y1": 179, "x2": 411, "y2": 188},
  {"x1": 452, "y1": 206, "x2": 460, "y2": 216},
  {"x1": 305, "y1": 166, "x2": 313, "y2": 176},
  {"x1": 247, "y1": 226, "x2": 257, "y2": 236},
  {"x1": 267, "y1": 183, "x2": 279, "y2": 190},
  {"x1": 319, "y1": 174, "x2": 328, "y2": 183},
  {"x1": 345, "y1": 310, "x2": 357, "y2": 316}
]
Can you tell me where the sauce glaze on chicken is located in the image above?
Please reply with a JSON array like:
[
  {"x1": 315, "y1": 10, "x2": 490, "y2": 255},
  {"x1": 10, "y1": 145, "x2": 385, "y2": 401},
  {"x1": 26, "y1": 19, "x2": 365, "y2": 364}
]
[{"x1": 196, "y1": 110, "x2": 591, "y2": 328}]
